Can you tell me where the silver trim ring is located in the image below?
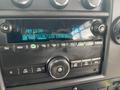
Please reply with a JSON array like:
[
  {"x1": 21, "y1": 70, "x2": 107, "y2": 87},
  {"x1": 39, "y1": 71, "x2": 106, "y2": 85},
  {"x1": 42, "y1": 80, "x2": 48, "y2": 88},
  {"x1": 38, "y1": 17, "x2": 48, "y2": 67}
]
[
  {"x1": 47, "y1": 55, "x2": 70, "y2": 64},
  {"x1": 47, "y1": 56, "x2": 70, "y2": 80},
  {"x1": 98, "y1": 24, "x2": 106, "y2": 33},
  {"x1": 53, "y1": 0, "x2": 69, "y2": 7},
  {"x1": 12, "y1": 0, "x2": 33, "y2": 8},
  {"x1": 0, "y1": 23, "x2": 12, "y2": 33},
  {"x1": 88, "y1": 0, "x2": 102, "y2": 8}
]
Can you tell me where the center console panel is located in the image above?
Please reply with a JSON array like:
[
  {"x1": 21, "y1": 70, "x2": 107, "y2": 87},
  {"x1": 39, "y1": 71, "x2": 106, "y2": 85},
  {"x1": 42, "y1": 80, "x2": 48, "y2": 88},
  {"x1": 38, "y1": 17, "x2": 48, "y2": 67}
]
[{"x1": 0, "y1": 0, "x2": 119, "y2": 90}]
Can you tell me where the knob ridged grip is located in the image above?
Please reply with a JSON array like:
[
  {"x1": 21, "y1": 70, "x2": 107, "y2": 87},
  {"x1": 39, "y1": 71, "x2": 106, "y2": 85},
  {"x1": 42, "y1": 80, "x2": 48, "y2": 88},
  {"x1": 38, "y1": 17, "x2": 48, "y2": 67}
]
[
  {"x1": 82, "y1": 0, "x2": 102, "y2": 9},
  {"x1": 91, "y1": 21, "x2": 106, "y2": 36},
  {"x1": 50, "y1": 0, "x2": 69, "y2": 9},
  {"x1": 111, "y1": 17, "x2": 120, "y2": 44},
  {"x1": 11, "y1": 0, "x2": 33, "y2": 8},
  {"x1": 48, "y1": 56, "x2": 70, "y2": 79},
  {"x1": 0, "y1": 22, "x2": 12, "y2": 33}
]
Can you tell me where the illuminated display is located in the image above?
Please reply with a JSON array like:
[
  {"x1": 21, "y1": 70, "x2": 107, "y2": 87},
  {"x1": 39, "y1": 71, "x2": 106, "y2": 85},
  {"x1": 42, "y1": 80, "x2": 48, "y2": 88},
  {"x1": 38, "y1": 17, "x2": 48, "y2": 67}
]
[
  {"x1": 7, "y1": 20, "x2": 94, "y2": 43},
  {"x1": 22, "y1": 33, "x2": 72, "y2": 41}
]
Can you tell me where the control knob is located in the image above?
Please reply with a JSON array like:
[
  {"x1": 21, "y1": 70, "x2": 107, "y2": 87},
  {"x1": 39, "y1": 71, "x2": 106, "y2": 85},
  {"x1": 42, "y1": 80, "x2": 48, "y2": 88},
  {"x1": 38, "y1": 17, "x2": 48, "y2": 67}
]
[
  {"x1": 82, "y1": 0, "x2": 102, "y2": 9},
  {"x1": 50, "y1": 0, "x2": 69, "y2": 9},
  {"x1": 91, "y1": 20, "x2": 106, "y2": 36},
  {"x1": 11, "y1": 0, "x2": 33, "y2": 8},
  {"x1": 47, "y1": 56, "x2": 70, "y2": 79},
  {"x1": 0, "y1": 22, "x2": 12, "y2": 33},
  {"x1": 111, "y1": 17, "x2": 120, "y2": 44},
  {"x1": 113, "y1": 82, "x2": 120, "y2": 90},
  {"x1": 116, "y1": 86, "x2": 120, "y2": 90}
]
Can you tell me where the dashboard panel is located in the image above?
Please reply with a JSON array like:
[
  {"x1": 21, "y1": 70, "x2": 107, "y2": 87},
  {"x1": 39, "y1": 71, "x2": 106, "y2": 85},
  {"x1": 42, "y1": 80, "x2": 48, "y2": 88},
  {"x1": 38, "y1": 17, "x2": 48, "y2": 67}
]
[{"x1": 0, "y1": 0, "x2": 120, "y2": 90}]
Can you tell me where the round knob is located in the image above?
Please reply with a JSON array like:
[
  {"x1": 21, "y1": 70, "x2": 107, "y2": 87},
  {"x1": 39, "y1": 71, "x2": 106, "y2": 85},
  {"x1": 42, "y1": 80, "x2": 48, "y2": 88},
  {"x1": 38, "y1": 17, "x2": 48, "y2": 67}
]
[
  {"x1": 116, "y1": 87, "x2": 120, "y2": 90},
  {"x1": 11, "y1": 0, "x2": 33, "y2": 8},
  {"x1": 91, "y1": 21, "x2": 106, "y2": 36},
  {"x1": 47, "y1": 56, "x2": 70, "y2": 79},
  {"x1": 0, "y1": 22, "x2": 12, "y2": 33},
  {"x1": 111, "y1": 17, "x2": 120, "y2": 44},
  {"x1": 82, "y1": 0, "x2": 102, "y2": 9},
  {"x1": 50, "y1": 0, "x2": 69, "y2": 9},
  {"x1": 114, "y1": 83, "x2": 120, "y2": 90}
]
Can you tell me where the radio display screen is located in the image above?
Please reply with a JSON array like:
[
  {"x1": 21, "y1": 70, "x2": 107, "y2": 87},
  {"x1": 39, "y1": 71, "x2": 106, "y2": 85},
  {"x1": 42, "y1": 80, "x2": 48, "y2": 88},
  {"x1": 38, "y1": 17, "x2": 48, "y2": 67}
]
[{"x1": 7, "y1": 20, "x2": 95, "y2": 43}]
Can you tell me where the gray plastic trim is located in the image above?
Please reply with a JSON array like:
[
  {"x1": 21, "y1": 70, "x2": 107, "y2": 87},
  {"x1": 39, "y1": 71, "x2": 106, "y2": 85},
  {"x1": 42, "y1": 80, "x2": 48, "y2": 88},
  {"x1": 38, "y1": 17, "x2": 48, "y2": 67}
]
[{"x1": 0, "y1": 68, "x2": 5, "y2": 90}]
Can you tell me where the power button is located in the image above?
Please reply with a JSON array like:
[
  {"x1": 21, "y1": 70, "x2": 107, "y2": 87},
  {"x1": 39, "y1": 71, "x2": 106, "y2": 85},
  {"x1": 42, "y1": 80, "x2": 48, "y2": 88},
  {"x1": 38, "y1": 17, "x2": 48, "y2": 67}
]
[{"x1": 0, "y1": 23, "x2": 12, "y2": 33}]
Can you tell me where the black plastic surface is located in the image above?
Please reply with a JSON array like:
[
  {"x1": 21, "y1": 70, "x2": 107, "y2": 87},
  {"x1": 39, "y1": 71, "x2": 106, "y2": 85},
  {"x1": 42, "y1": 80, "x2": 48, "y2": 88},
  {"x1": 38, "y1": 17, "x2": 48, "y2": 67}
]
[{"x1": 1, "y1": 0, "x2": 120, "y2": 90}]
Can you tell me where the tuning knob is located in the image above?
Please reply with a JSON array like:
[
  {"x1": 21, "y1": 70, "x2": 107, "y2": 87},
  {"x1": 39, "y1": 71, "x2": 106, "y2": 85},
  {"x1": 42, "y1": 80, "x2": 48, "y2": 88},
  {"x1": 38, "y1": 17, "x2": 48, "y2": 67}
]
[
  {"x1": 91, "y1": 20, "x2": 106, "y2": 36},
  {"x1": 111, "y1": 17, "x2": 120, "y2": 44},
  {"x1": 11, "y1": 0, "x2": 33, "y2": 8},
  {"x1": 116, "y1": 86, "x2": 120, "y2": 90},
  {"x1": 47, "y1": 56, "x2": 70, "y2": 79},
  {"x1": 0, "y1": 22, "x2": 12, "y2": 33},
  {"x1": 82, "y1": 0, "x2": 102, "y2": 9},
  {"x1": 50, "y1": 0, "x2": 69, "y2": 9}
]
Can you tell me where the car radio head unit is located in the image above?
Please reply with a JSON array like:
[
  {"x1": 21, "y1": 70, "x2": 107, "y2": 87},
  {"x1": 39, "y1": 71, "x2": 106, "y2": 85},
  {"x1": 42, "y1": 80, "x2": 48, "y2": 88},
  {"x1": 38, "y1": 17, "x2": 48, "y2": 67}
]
[
  {"x1": 0, "y1": 0, "x2": 113, "y2": 89},
  {"x1": 0, "y1": 18, "x2": 106, "y2": 87}
]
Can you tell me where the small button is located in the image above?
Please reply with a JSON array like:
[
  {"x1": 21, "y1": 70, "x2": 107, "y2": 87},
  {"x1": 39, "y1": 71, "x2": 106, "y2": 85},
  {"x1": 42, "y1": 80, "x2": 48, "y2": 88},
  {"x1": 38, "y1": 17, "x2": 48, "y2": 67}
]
[
  {"x1": 20, "y1": 67, "x2": 32, "y2": 75},
  {"x1": 51, "y1": 43, "x2": 57, "y2": 47},
  {"x1": 92, "y1": 57, "x2": 101, "y2": 65},
  {"x1": 15, "y1": 44, "x2": 28, "y2": 51},
  {"x1": 2, "y1": 45, "x2": 13, "y2": 51},
  {"x1": 85, "y1": 41, "x2": 94, "y2": 46},
  {"x1": 71, "y1": 60, "x2": 82, "y2": 68},
  {"x1": 95, "y1": 41, "x2": 103, "y2": 45},
  {"x1": 6, "y1": 68, "x2": 18, "y2": 76},
  {"x1": 72, "y1": 63, "x2": 78, "y2": 68},
  {"x1": 3, "y1": 46, "x2": 10, "y2": 50},
  {"x1": 77, "y1": 42, "x2": 84, "y2": 47},
  {"x1": 16, "y1": 46, "x2": 24, "y2": 49},
  {"x1": 41, "y1": 44, "x2": 47, "y2": 48},
  {"x1": 61, "y1": 43, "x2": 66, "y2": 47},
  {"x1": 82, "y1": 59, "x2": 92, "y2": 66},
  {"x1": 92, "y1": 60, "x2": 100, "y2": 65},
  {"x1": 33, "y1": 66, "x2": 45, "y2": 73},
  {"x1": 25, "y1": 45, "x2": 29, "y2": 49},
  {"x1": 60, "y1": 43, "x2": 69, "y2": 47},
  {"x1": 30, "y1": 44, "x2": 37, "y2": 49},
  {"x1": 70, "y1": 42, "x2": 78, "y2": 47}
]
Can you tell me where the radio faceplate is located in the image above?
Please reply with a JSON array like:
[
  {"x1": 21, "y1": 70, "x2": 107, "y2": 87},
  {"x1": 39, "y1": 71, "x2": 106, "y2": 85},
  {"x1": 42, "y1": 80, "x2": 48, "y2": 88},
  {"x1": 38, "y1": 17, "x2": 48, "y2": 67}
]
[{"x1": 0, "y1": 18, "x2": 106, "y2": 87}]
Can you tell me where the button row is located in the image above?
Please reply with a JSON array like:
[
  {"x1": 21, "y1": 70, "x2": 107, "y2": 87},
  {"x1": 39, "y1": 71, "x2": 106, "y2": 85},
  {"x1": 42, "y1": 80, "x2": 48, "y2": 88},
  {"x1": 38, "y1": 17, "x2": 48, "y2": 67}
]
[
  {"x1": 6, "y1": 65, "x2": 45, "y2": 76},
  {"x1": 71, "y1": 57, "x2": 101, "y2": 68},
  {"x1": 6, "y1": 58, "x2": 101, "y2": 76},
  {"x1": 2, "y1": 41, "x2": 103, "y2": 51},
  {"x1": 29, "y1": 41, "x2": 102, "y2": 48}
]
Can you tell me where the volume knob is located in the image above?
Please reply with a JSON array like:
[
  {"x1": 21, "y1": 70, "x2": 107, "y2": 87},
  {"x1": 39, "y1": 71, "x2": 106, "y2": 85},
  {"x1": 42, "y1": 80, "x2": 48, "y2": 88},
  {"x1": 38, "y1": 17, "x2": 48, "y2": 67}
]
[
  {"x1": 91, "y1": 20, "x2": 106, "y2": 36},
  {"x1": 50, "y1": 0, "x2": 69, "y2": 9},
  {"x1": 111, "y1": 17, "x2": 120, "y2": 44},
  {"x1": 0, "y1": 22, "x2": 12, "y2": 33},
  {"x1": 11, "y1": 0, "x2": 33, "y2": 8},
  {"x1": 82, "y1": 0, "x2": 102, "y2": 9},
  {"x1": 48, "y1": 56, "x2": 70, "y2": 80}
]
